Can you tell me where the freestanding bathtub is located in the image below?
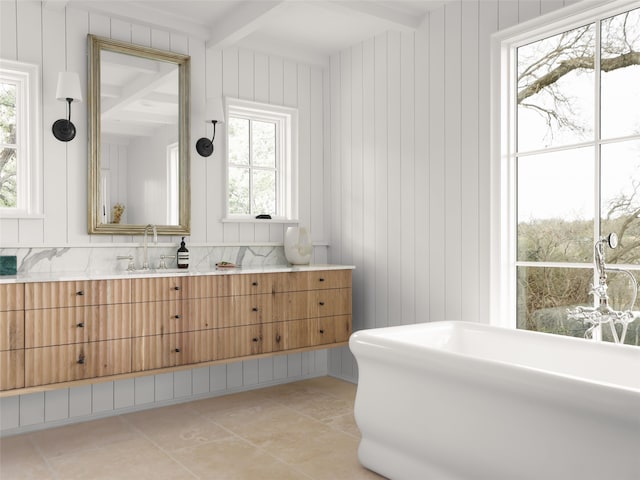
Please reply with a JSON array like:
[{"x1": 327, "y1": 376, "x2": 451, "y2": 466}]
[{"x1": 350, "y1": 321, "x2": 640, "y2": 480}]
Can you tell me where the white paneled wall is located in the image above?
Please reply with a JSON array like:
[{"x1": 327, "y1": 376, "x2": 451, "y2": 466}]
[
  {"x1": 0, "y1": 1, "x2": 328, "y2": 435},
  {"x1": 326, "y1": 0, "x2": 573, "y2": 381},
  {"x1": 0, "y1": 1, "x2": 327, "y2": 247}
]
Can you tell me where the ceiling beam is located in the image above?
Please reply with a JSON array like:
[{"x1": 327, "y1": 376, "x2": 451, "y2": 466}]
[
  {"x1": 324, "y1": 1, "x2": 424, "y2": 31},
  {"x1": 206, "y1": 0, "x2": 285, "y2": 49}
]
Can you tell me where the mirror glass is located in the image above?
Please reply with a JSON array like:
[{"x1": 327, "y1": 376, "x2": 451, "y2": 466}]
[{"x1": 88, "y1": 35, "x2": 190, "y2": 235}]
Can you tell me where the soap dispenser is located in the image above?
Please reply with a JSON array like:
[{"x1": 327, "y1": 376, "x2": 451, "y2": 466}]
[{"x1": 177, "y1": 237, "x2": 189, "y2": 269}]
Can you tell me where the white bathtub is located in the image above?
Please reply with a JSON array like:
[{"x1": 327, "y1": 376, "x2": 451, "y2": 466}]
[{"x1": 349, "y1": 321, "x2": 640, "y2": 480}]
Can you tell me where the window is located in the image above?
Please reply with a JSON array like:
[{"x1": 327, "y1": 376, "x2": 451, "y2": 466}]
[
  {"x1": 493, "y1": 1, "x2": 640, "y2": 346},
  {"x1": 225, "y1": 98, "x2": 298, "y2": 221},
  {"x1": 0, "y1": 59, "x2": 41, "y2": 218}
]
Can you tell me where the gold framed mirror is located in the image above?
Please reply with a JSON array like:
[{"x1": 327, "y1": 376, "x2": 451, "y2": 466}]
[{"x1": 88, "y1": 34, "x2": 191, "y2": 235}]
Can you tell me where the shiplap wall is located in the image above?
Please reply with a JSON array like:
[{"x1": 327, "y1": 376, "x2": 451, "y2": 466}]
[
  {"x1": 326, "y1": 0, "x2": 579, "y2": 381},
  {"x1": 0, "y1": 1, "x2": 328, "y2": 435},
  {"x1": 0, "y1": 1, "x2": 328, "y2": 247}
]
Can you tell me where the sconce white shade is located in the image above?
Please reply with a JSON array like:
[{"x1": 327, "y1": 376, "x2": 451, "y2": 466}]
[
  {"x1": 55, "y1": 72, "x2": 83, "y2": 102},
  {"x1": 205, "y1": 98, "x2": 224, "y2": 124}
]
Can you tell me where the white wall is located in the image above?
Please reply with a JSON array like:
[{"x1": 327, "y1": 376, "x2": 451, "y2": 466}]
[
  {"x1": 0, "y1": 0, "x2": 329, "y2": 435},
  {"x1": 326, "y1": 0, "x2": 578, "y2": 381},
  {"x1": 0, "y1": 0, "x2": 328, "y2": 247}
]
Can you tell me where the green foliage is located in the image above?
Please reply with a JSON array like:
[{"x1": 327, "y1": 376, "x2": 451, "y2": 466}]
[{"x1": 0, "y1": 82, "x2": 17, "y2": 208}]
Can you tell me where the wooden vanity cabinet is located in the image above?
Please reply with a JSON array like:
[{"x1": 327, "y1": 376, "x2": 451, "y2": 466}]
[
  {"x1": 23, "y1": 279, "x2": 131, "y2": 388},
  {"x1": 2, "y1": 267, "x2": 352, "y2": 395},
  {"x1": 0, "y1": 284, "x2": 25, "y2": 391}
]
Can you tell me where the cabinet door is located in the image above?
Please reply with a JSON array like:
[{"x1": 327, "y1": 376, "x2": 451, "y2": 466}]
[
  {"x1": 0, "y1": 283, "x2": 24, "y2": 311},
  {"x1": 216, "y1": 294, "x2": 273, "y2": 327},
  {"x1": 25, "y1": 339, "x2": 131, "y2": 387},
  {"x1": 25, "y1": 304, "x2": 131, "y2": 348},
  {"x1": 131, "y1": 300, "x2": 192, "y2": 337},
  {"x1": 0, "y1": 310, "x2": 24, "y2": 351},
  {"x1": 0, "y1": 350, "x2": 24, "y2": 390},
  {"x1": 25, "y1": 279, "x2": 129, "y2": 309}
]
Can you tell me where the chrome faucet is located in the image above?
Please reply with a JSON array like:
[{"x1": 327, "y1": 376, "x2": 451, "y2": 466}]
[
  {"x1": 142, "y1": 224, "x2": 157, "y2": 270},
  {"x1": 567, "y1": 233, "x2": 638, "y2": 343}
]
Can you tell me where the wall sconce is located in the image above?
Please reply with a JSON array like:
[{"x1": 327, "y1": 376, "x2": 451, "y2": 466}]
[
  {"x1": 196, "y1": 98, "x2": 225, "y2": 157},
  {"x1": 52, "y1": 72, "x2": 82, "y2": 142}
]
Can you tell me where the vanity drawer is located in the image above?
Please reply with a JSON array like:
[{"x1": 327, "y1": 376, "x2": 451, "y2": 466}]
[
  {"x1": 187, "y1": 275, "x2": 222, "y2": 299},
  {"x1": 131, "y1": 276, "x2": 187, "y2": 302},
  {"x1": 216, "y1": 294, "x2": 273, "y2": 327},
  {"x1": 274, "y1": 288, "x2": 352, "y2": 321},
  {"x1": 0, "y1": 283, "x2": 24, "y2": 311},
  {"x1": 25, "y1": 279, "x2": 129, "y2": 309},
  {"x1": 0, "y1": 310, "x2": 24, "y2": 351},
  {"x1": 132, "y1": 331, "x2": 207, "y2": 371},
  {"x1": 218, "y1": 273, "x2": 275, "y2": 296},
  {"x1": 24, "y1": 339, "x2": 131, "y2": 387},
  {"x1": 309, "y1": 288, "x2": 352, "y2": 317},
  {"x1": 310, "y1": 270, "x2": 352, "y2": 290},
  {"x1": 0, "y1": 350, "x2": 24, "y2": 390},
  {"x1": 271, "y1": 319, "x2": 312, "y2": 352},
  {"x1": 25, "y1": 304, "x2": 131, "y2": 348},
  {"x1": 215, "y1": 324, "x2": 274, "y2": 359},
  {"x1": 131, "y1": 299, "x2": 198, "y2": 336},
  {"x1": 312, "y1": 315, "x2": 352, "y2": 345}
]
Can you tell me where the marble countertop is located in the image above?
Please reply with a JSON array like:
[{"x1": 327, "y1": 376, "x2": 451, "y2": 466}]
[{"x1": 0, "y1": 264, "x2": 355, "y2": 284}]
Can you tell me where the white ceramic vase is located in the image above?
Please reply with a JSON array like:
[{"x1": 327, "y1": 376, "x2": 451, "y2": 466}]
[{"x1": 284, "y1": 227, "x2": 312, "y2": 265}]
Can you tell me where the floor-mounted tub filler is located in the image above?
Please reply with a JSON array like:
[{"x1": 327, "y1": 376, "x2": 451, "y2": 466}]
[{"x1": 350, "y1": 321, "x2": 640, "y2": 480}]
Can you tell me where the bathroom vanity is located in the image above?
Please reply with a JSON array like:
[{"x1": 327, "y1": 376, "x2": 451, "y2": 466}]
[{"x1": 0, "y1": 266, "x2": 352, "y2": 396}]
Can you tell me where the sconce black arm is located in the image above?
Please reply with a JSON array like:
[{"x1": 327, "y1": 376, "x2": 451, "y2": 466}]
[
  {"x1": 196, "y1": 120, "x2": 219, "y2": 157},
  {"x1": 52, "y1": 98, "x2": 77, "y2": 142}
]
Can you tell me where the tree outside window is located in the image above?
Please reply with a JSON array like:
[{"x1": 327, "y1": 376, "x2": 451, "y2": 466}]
[
  {"x1": 0, "y1": 81, "x2": 17, "y2": 208},
  {"x1": 514, "y1": 6, "x2": 640, "y2": 346}
]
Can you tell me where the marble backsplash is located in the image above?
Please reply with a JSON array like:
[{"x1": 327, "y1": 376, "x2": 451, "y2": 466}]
[{"x1": 0, "y1": 244, "x2": 289, "y2": 276}]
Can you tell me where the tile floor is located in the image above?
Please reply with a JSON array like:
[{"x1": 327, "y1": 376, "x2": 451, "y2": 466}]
[{"x1": 0, "y1": 377, "x2": 385, "y2": 479}]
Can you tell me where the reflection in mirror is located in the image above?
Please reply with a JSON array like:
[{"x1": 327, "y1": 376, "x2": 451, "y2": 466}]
[{"x1": 88, "y1": 35, "x2": 190, "y2": 235}]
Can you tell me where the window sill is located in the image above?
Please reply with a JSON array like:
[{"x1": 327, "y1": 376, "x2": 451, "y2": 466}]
[
  {"x1": 0, "y1": 211, "x2": 44, "y2": 220},
  {"x1": 222, "y1": 217, "x2": 299, "y2": 224}
]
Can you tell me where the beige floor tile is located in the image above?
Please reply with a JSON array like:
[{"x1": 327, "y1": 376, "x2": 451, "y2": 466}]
[
  {"x1": 172, "y1": 436, "x2": 309, "y2": 480},
  {"x1": 47, "y1": 435, "x2": 196, "y2": 480},
  {"x1": 290, "y1": 433, "x2": 383, "y2": 480},
  {"x1": 1, "y1": 377, "x2": 385, "y2": 480},
  {"x1": 122, "y1": 403, "x2": 233, "y2": 452},
  {"x1": 0, "y1": 434, "x2": 55, "y2": 479},
  {"x1": 29, "y1": 416, "x2": 138, "y2": 459}
]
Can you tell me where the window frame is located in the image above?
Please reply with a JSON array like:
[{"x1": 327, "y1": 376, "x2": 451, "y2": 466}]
[
  {"x1": 490, "y1": 0, "x2": 640, "y2": 329},
  {"x1": 223, "y1": 97, "x2": 298, "y2": 223},
  {"x1": 0, "y1": 59, "x2": 42, "y2": 218}
]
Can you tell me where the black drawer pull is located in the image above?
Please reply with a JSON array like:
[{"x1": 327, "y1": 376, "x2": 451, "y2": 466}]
[
  {"x1": 174, "y1": 286, "x2": 181, "y2": 291},
  {"x1": 252, "y1": 281, "x2": 258, "y2": 286},
  {"x1": 77, "y1": 322, "x2": 85, "y2": 328},
  {"x1": 319, "y1": 301, "x2": 325, "y2": 306},
  {"x1": 319, "y1": 329, "x2": 325, "y2": 334},
  {"x1": 76, "y1": 290, "x2": 84, "y2": 296},
  {"x1": 174, "y1": 315, "x2": 181, "y2": 319},
  {"x1": 252, "y1": 307, "x2": 258, "y2": 312},
  {"x1": 77, "y1": 354, "x2": 85, "y2": 364},
  {"x1": 276, "y1": 334, "x2": 281, "y2": 343},
  {"x1": 174, "y1": 348, "x2": 181, "y2": 353},
  {"x1": 252, "y1": 337, "x2": 259, "y2": 342},
  {"x1": 319, "y1": 278, "x2": 325, "y2": 282}
]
